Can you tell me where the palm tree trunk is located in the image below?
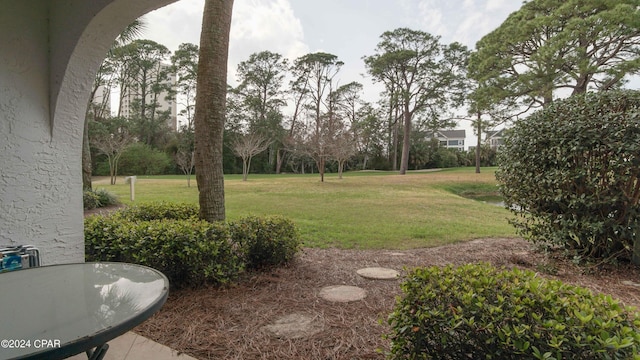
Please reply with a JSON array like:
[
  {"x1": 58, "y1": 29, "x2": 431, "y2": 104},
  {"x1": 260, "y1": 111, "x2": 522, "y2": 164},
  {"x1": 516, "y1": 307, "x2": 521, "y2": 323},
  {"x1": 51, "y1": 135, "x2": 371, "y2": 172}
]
[{"x1": 194, "y1": 0, "x2": 234, "y2": 222}]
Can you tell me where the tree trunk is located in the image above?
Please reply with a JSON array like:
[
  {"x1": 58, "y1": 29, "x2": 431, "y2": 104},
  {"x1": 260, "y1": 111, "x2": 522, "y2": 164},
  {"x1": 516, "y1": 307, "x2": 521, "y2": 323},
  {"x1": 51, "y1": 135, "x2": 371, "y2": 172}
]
[
  {"x1": 634, "y1": 233, "x2": 640, "y2": 266},
  {"x1": 319, "y1": 157, "x2": 325, "y2": 182},
  {"x1": 475, "y1": 112, "x2": 482, "y2": 174},
  {"x1": 391, "y1": 104, "x2": 399, "y2": 171},
  {"x1": 399, "y1": 104, "x2": 411, "y2": 175},
  {"x1": 194, "y1": 0, "x2": 234, "y2": 222},
  {"x1": 276, "y1": 148, "x2": 283, "y2": 174},
  {"x1": 242, "y1": 156, "x2": 250, "y2": 181}
]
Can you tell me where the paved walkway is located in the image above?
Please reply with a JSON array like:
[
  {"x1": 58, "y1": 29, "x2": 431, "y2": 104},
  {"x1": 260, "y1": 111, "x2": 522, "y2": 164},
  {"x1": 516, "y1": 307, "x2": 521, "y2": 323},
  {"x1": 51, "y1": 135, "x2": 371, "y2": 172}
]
[{"x1": 68, "y1": 332, "x2": 196, "y2": 360}]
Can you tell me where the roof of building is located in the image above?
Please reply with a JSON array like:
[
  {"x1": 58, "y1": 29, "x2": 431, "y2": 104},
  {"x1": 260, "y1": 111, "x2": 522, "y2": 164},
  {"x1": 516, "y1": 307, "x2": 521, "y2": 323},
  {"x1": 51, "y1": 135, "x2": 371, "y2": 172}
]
[
  {"x1": 435, "y1": 129, "x2": 466, "y2": 139},
  {"x1": 486, "y1": 128, "x2": 506, "y2": 138}
]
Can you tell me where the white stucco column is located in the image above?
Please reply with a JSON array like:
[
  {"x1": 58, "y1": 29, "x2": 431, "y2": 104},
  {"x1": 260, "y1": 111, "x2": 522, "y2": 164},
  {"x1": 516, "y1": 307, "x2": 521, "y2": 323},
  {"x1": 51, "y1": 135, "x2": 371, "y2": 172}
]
[{"x1": 0, "y1": 0, "x2": 178, "y2": 265}]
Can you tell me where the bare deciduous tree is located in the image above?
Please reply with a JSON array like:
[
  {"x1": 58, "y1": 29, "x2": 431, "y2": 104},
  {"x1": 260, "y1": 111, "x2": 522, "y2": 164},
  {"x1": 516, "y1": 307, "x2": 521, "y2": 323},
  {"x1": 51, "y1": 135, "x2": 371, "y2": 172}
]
[
  {"x1": 175, "y1": 148, "x2": 195, "y2": 187},
  {"x1": 330, "y1": 132, "x2": 356, "y2": 179},
  {"x1": 91, "y1": 119, "x2": 135, "y2": 185},
  {"x1": 231, "y1": 133, "x2": 271, "y2": 181}
]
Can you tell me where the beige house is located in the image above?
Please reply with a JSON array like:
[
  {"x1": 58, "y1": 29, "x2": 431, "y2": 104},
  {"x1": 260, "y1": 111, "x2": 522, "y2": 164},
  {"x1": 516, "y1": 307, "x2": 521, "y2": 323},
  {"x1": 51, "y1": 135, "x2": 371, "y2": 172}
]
[
  {"x1": 486, "y1": 129, "x2": 506, "y2": 150},
  {"x1": 1, "y1": 0, "x2": 180, "y2": 265},
  {"x1": 432, "y1": 130, "x2": 466, "y2": 151}
]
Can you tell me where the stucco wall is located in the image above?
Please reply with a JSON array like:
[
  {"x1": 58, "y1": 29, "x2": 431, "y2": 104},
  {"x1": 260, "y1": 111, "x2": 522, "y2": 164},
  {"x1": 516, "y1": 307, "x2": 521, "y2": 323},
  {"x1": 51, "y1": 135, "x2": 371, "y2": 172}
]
[
  {"x1": 0, "y1": 2, "x2": 79, "y2": 265},
  {"x1": 0, "y1": 0, "x2": 178, "y2": 265}
]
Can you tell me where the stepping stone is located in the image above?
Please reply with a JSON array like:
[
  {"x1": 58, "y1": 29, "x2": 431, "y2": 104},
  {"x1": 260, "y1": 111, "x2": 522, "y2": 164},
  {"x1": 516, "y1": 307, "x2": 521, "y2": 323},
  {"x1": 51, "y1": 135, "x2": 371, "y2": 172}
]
[
  {"x1": 357, "y1": 267, "x2": 400, "y2": 280},
  {"x1": 622, "y1": 280, "x2": 640, "y2": 288},
  {"x1": 263, "y1": 313, "x2": 323, "y2": 339},
  {"x1": 319, "y1": 285, "x2": 366, "y2": 302}
]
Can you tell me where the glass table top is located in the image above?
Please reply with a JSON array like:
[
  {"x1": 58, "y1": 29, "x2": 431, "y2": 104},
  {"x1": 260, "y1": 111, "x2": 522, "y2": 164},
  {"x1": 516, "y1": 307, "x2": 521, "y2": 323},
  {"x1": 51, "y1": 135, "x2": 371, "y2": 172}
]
[{"x1": 0, "y1": 262, "x2": 169, "y2": 359}]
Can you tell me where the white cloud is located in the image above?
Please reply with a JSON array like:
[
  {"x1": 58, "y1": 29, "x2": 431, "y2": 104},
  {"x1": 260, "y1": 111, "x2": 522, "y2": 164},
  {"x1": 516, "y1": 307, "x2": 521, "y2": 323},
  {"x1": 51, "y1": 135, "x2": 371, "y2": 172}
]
[
  {"x1": 417, "y1": 1, "x2": 447, "y2": 38},
  {"x1": 486, "y1": 0, "x2": 512, "y2": 11},
  {"x1": 462, "y1": 0, "x2": 476, "y2": 10},
  {"x1": 140, "y1": 0, "x2": 310, "y2": 85},
  {"x1": 143, "y1": 0, "x2": 204, "y2": 51},
  {"x1": 228, "y1": 0, "x2": 309, "y2": 83}
]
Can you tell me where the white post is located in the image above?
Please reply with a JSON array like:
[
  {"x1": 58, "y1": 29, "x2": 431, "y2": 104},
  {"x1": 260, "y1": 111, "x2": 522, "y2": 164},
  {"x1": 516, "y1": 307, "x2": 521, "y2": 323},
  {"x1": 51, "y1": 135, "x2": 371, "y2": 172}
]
[{"x1": 125, "y1": 176, "x2": 137, "y2": 201}]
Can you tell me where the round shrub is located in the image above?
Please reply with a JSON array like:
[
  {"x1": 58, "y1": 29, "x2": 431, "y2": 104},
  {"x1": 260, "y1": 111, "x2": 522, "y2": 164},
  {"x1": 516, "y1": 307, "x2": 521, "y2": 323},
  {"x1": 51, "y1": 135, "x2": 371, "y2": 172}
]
[
  {"x1": 83, "y1": 190, "x2": 101, "y2": 210},
  {"x1": 83, "y1": 188, "x2": 120, "y2": 210},
  {"x1": 497, "y1": 90, "x2": 640, "y2": 260},
  {"x1": 386, "y1": 263, "x2": 640, "y2": 360},
  {"x1": 230, "y1": 216, "x2": 301, "y2": 270}
]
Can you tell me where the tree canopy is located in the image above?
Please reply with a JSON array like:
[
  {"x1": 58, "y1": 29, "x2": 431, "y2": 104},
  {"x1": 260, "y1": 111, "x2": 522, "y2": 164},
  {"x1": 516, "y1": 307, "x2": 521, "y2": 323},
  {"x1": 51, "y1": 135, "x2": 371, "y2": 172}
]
[{"x1": 469, "y1": 0, "x2": 640, "y2": 108}]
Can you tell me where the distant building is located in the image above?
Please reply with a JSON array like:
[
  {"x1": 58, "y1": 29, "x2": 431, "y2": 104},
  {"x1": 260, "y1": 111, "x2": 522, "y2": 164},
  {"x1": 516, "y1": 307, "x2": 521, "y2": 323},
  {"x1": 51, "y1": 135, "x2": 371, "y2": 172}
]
[
  {"x1": 91, "y1": 84, "x2": 111, "y2": 118},
  {"x1": 431, "y1": 129, "x2": 466, "y2": 151},
  {"x1": 486, "y1": 129, "x2": 506, "y2": 150},
  {"x1": 120, "y1": 62, "x2": 177, "y2": 131}
]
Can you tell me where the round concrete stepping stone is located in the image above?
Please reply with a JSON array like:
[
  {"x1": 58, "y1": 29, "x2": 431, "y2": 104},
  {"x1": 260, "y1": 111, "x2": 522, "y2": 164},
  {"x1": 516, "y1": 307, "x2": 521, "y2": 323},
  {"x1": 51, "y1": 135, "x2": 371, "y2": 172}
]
[
  {"x1": 622, "y1": 280, "x2": 640, "y2": 288},
  {"x1": 263, "y1": 313, "x2": 323, "y2": 339},
  {"x1": 357, "y1": 267, "x2": 400, "y2": 280},
  {"x1": 387, "y1": 252, "x2": 406, "y2": 256},
  {"x1": 319, "y1": 285, "x2": 367, "y2": 302}
]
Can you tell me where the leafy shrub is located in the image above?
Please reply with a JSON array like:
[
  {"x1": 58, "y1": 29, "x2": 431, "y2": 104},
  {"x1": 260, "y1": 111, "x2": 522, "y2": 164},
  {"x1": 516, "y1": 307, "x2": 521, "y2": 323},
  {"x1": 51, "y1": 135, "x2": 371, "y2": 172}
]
[
  {"x1": 83, "y1": 191, "x2": 101, "y2": 210},
  {"x1": 85, "y1": 212, "x2": 242, "y2": 288},
  {"x1": 230, "y1": 216, "x2": 301, "y2": 270},
  {"x1": 84, "y1": 214, "x2": 130, "y2": 261},
  {"x1": 115, "y1": 142, "x2": 173, "y2": 175},
  {"x1": 126, "y1": 219, "x2": 242, "y2": 287},
  {"x1": 386, "y1": 263, "x2": 640, "y2": 360},
  {"x1": 497, "y1": 90, "x2": 640, "y2": 260},
  {"x1": 85, "y1": 203, "x2": 301, "y2": 286},
  {"x1": 116, "y1": 201, "x2": 199, "y2": 221},
  {"x1": 83, "y1": 188, "x2": 120, "y2": 210}
]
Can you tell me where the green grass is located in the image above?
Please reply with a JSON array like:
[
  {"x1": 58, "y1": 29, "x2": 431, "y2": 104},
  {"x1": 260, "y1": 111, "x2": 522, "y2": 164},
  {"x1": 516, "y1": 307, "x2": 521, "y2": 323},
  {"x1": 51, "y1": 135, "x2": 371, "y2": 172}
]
[{"x1": 92, "y1": 167, "x2": 516, "y2": 249}]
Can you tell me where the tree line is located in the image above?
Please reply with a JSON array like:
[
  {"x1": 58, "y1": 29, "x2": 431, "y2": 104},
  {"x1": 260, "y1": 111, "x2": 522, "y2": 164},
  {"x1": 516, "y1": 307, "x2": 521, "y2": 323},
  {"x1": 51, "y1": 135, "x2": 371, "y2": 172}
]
[{"x1": 84, "y1": 0, "x2": 640, "y2": 190}]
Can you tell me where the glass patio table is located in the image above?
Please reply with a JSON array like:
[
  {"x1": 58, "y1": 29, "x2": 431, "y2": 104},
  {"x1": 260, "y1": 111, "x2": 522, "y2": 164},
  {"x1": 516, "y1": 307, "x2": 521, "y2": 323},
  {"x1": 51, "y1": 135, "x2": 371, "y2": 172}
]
[{"x1": 0, "y1": 262, "x2": 169, "y2": 360}]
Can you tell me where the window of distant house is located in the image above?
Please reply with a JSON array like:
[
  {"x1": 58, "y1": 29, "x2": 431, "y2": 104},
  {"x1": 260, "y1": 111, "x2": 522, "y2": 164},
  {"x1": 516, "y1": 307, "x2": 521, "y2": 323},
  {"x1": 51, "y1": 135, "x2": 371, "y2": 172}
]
[
  {"x1": 448, "y1": 140, "x2": 463, "y2": 146},
  {"x1": 440, "y1": 141, "x2": 447, "y2": 147}
]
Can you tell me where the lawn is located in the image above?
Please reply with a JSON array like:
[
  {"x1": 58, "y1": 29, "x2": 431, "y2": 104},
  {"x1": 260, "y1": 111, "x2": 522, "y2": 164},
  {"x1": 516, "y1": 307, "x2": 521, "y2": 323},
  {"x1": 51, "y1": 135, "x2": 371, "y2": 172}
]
[{"x1": 92, "y1": 167, "x2": 516, "y2": 249}]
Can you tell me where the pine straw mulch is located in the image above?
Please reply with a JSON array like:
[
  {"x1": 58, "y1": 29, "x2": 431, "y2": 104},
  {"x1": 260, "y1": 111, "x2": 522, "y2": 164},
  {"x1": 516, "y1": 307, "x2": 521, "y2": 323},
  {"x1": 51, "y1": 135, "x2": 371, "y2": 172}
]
[{"x1": 133, "y1": 238, "x2": 640, "y2": 360}]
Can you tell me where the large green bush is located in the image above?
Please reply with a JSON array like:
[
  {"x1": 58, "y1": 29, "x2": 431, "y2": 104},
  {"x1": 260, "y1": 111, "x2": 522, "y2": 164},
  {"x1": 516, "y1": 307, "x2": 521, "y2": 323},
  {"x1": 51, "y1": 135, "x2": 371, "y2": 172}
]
[
  {"x1": 115, "y1": 142, "x2": 173, "y2": 175},
  {"x1": 386, "y1": 263, "x2": 640, "y2": 360},
  {"x1": 94, "y1": 143, "x2": 172, "y2": 176},
  {"x1": 230, "y1": 216, "x2": 301, "y2": 270},
  {"x1": 497, "y1": 90, "x2": 640, "y2": 260}
]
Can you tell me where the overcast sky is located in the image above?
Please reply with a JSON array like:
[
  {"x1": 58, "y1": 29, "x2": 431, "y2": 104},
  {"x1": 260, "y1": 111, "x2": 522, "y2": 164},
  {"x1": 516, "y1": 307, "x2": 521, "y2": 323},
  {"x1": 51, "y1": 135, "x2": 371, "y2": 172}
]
[{"x1": 142, "y1": 0, "x2": 524, "y2": 146}]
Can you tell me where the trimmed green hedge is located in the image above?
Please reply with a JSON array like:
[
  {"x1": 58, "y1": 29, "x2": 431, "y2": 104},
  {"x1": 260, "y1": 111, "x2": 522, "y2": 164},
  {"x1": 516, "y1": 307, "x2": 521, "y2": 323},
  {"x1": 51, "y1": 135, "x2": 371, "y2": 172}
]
[
  {"x1": 85, "y1": 202, "x2": 301, "y2": 288},
  {"x1": 230, "y1": 216, "x2": 300, "y2": 270},
  {"x1": 85, "y1": 216, "x2": 243, "y2": 287},
  {"x1": 386, "y1": 263, "x2": 640, "y2": 360},
  {"x1": 115, "y1": 202, "x2": 199, "y2": 221}
]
